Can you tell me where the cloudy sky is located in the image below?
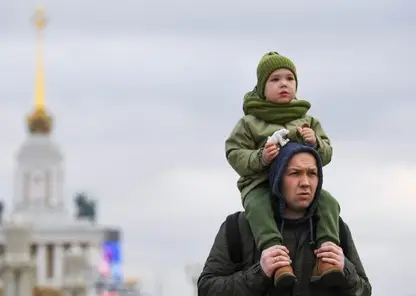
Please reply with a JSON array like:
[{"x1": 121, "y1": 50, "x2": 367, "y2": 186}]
[{"x1": 1, "y1": 0, "x2": 415, "y2": 295}]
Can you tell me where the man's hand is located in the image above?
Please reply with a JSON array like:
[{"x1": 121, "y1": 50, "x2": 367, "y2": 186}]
[
  {"x1": 315, "y1": 242, "x2": 345, "y2": 270},
  {"x1": 262, "y1": 141, "x2": 279, "y2": 166},
  {"x1": 260, "y1": 245, "x2": 291, "y2": 277},
  {"x1": 297, "y1": 125, "x2": 317, "y2": 146}
]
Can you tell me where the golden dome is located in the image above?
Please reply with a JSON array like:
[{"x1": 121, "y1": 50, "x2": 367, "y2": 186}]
[{"x1": 27, "y1": 107, "x2": 53, "y2": 134}]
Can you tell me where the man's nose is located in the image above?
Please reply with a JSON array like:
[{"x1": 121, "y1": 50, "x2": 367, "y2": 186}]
[{"x1": 299, "y1": 176, "x2": 310, "y2": 187}]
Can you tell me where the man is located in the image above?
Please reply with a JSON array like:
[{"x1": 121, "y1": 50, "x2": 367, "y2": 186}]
[{"x1": 197, "y1": 142, "x2": 372, "y2": 296}]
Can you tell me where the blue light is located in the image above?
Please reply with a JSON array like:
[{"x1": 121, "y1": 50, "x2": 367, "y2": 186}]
[
  {"x1": 102, "y1": 240, "x2": 123, "y2": 282},
  {"x1": 103, "y1": 241, "x2": 121, "y2": 264}
]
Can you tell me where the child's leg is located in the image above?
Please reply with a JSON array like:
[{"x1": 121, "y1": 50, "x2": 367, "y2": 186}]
[
  {"x1": 313, "y1": 188, "x2": 345, "y2": 285},
  {"x1": 315, "y1": 188, "x2": 341, "y2": 247},
  {"x1": 243, "y1": 182, "x2": 283, "y2": 251},
  {"x1": 244, "y1": 182, "x2": 296, "y2": 288}
]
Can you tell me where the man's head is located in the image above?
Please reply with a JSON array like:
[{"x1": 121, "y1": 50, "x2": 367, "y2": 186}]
[
  {"x1": 256, "y1": 51, "x2": 298, "y2": 103},
  {"x1": 269, "y1": 142, "x2": 323, "y2": 220}
]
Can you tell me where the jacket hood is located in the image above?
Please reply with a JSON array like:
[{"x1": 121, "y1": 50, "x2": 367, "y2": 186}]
[{"x1": 268, "y1": 141, "x2": 323, "y2": 222}]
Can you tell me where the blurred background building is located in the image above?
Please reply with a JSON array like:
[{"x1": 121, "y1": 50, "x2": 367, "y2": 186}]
[{"x1": 0, "y1": 5, "x2": 141, "y2": 296}]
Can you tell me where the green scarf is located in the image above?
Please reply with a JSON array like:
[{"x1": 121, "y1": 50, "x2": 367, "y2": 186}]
[{"x1": 242, "y1": 89, "x2": 311, "y2": 124}]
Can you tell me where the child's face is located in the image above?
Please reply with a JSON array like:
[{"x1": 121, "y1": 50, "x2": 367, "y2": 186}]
[{"x1": 264, "y1": 68, "x2": 296, "y2": 104}]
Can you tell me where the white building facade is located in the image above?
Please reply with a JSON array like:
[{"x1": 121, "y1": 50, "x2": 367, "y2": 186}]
[{"x1": 0, "y1": 6, "x2": 121, "y2": 295}]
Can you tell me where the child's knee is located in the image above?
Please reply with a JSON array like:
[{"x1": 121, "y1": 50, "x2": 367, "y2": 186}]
[
  {"x1": 243, "y1": 183, "x2": 271, "y2": 208},
  {"x1": 321, "y1": 189, "x2": 338, "y2": 204},
  {"x1": 319, "y1": 189, "x2": 341, "y2": 212}
]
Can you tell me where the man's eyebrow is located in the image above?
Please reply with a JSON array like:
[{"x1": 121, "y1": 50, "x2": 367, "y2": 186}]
[
  {"x1": 286, "y1": 166, "x2": 300, "y2": 171},
  {"x1": 286, "y1": 166, "x2": 317, "y2": 171}
]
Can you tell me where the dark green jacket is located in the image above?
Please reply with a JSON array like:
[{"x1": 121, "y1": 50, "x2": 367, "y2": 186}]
[
  {"x1": 225, "y1": 114, "x2": 332, "y2": 199},
  {"x1": 198, "y1": 213, "x2": 372, "y2": 296}
]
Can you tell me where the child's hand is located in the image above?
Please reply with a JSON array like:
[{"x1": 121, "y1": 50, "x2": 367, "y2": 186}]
[
  {"x1": 262, "y1": 141, "x2": 280, "y2": 165},
  {"x1": 297, "y1": 125, "x2": 316, "y2": 146}
]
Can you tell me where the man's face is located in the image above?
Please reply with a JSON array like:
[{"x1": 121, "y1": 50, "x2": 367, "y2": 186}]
[
  {"x1": 264, "y1": 68, "x2": 296, "y2": 104},
  {"x1": 281, "y1": 152, "x2": 319, "y2": 217}
]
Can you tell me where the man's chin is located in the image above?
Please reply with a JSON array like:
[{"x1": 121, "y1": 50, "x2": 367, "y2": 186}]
[
  {"x1": 296, "y1": 195, "x2": 313, "y2": 203},
  {"x1": 294, "y1": 200, "x2": 312, "y2": 211}
]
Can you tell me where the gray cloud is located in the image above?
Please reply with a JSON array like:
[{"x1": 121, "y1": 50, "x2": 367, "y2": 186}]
[
  {"x1": 1, "y1": 0, "x2": 415, "y2": 295},
  {"x1": 2, "y1": 0, "x2": 413, "y2": 39},
  {"x1": 3, "y1": 30, "x2": 415, "y2": 144}
]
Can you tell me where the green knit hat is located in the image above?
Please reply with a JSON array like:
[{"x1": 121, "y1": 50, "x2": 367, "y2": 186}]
[{"x1": 256, "y1": 51, "x2": 298, "y2": 98}]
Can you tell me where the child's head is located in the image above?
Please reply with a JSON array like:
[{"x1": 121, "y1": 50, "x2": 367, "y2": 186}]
[{"x1": 256, "y1": 51, "x2": 298, "y2": 104}]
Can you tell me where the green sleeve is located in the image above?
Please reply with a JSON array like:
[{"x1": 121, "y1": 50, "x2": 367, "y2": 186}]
[
  {"x1": 225, "y1": 118, "x2": 266, "y2": 177},
  {"x1": 310, "y1": 116, "x2": 333, "y2": 166}
]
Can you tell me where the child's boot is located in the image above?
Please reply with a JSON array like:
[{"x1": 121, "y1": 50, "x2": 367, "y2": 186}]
[
  {"x1": 274, "y1": 265, "x2": 296, "y2": 288},
  {"x1": 312, "y1": 258, "x2": 344, "y2": 286}
]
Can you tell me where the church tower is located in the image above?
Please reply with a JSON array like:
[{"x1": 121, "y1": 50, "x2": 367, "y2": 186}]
[
  {"x1": 0, "y1": 7, "x2": 121, "y2": 292},
  {"x1": 12, "y1": 5, "x2": 67, "y2": 223}
]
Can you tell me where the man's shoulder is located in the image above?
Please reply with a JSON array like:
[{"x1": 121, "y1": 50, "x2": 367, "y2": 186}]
[
  {"x1": 338, "y1": 216, "x2": 351, "y2": 231},
  {"x1": 224, "y1": 211, "x2": 252, "y2": 239},
  {"x1": 224, "y1": 211, "x2": 254, "y2": 264},
  {"x1": 337, "y1": 216, "x2": 355, "y2": 252},
  {"x1": 225, "y1": 211, "x2": 250, "y2": 229}
]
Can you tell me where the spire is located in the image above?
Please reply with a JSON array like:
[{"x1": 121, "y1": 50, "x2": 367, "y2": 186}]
[
  {"x1": 27, "y1": 5, "x2": 53, "y2": 135},
  {"x1": 34, "y1": 4, "x2": 46, "y2": 110}
]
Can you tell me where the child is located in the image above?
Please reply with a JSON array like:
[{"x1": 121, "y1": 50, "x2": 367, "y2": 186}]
[{"x1": 225, "y1": 51, "x2": 343, "y2": 288}]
